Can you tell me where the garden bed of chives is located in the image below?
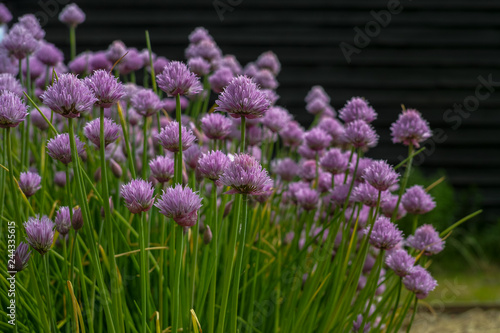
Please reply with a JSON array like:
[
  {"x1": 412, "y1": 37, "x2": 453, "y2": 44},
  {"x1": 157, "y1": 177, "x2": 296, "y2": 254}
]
[{"x1": 0, "y1": 3, "x2": 481, "y2": 333}]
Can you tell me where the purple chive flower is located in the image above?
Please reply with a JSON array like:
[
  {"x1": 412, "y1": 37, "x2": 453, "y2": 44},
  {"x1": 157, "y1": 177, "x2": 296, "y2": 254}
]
[
  {"x1": 209, "y1": 67, "x2": 233, "y2": 93},
  {"x1": 339, "y1": 97, "x2": 377, "y2": 123},
  {"x1": 89, "y1": 51, "x2": 112, "y2": 72},
  {"x1": 19, "y1": 171, "x2": 42, "y2": 197},
  {"x1": 72, "y1": 207, "x2": 83, "y2": 230},
  {"x1": 305, "y1": 86, "x2": 330, "y2": 104},
  {"x1": 262, "y1": 106, "x2": 292, "y2": 133},
  {"x1": 69, "y1": 52, "x2": 90, "y2": 75},
  {"x1": 24, "y1": 215, "x2": 55, "y2": 255},
  {"x1": 391, "y1": 108, "x2": 432, "y2": 148},
  {"x1": 155, "y1": 184, "x2": 203, "y2": 227},
  {"x1": 350, "y1": 156, "x2": 373, "y2": 181},
  {"x1": 83, "y1": 117, "x2": 121, "y2": 148},
  {"x1": 183, "y1": 145, "x2": 201, "y2": 170},
  {"x1": 298, "y1": 143, "x2": 318, "y2": 160},
  {"x1": 106, "y1": 40, "x2": 126, "y2": 63},
  {"x1": 280, "y1": 121, "x2": 304, "y2": 148},
  {"x1": 0, "y1": 90, "x2": 28, "y2": 128},
  {"x1": 188, "y1": 27, "x2": 212, "y2": 44},
  {"x1": 367, "y1": 217, "x2": 403, "y2": 250},
  {"x1": 380, "y1": 194, "x2": 407, "y2": 220},
  {"x1": 41, "y1": 73, "x2": 97, "y2": 118},
  {"x1": 299, "y1": 160, "x2": 317, "y2": 182},
  {"x1": 246, "y1": 125, "x2": 262, "y2": 147},
  {"x1": 54, "y1": 171, "x2": 68, "y2": 187},
  {"x1": 215, "y1": 55, "x2": 242, "y2": 75},
  {"x1": 22, "y1": 57, "x2": 44, "y2": 80},
  {"x1": 149, "y1": 155, "x2": 175, "y2": 183},
  {"x1": 188, "y1": 56, "x2": 211, "y2": 77},
  {"x1": 352, "y1": 314, "x2": 370, "y2": 333},
  {"x1": 59, "y1": 3, "x2": 86, "y2": 28},
  {"x1": 272, "y1": 158, "x2": 299, "y2": 182},
  {"x1": 304, "y1": 127, "x2": 332, "y2": 151},
  {"x1": 343, "y1": 120, "x2": 379, "y2": 149},
  {"x1": 31, "y1": 106, "x2": 51, "y2": 131},
  {"x1": 198, "y1": 150, "x2": 230, "y2": 181},
  {"x1": 120, "y1": 179, "x2": 155, "y2": 214},
  {"x1": 256, "y1": 51, "x2": 281, "y2": 76},
  {"x1": 254, "y1": 69, "x2": 278, "y2": 90},
  {"x1": 262, "y1": 89, "x2": 280, "y2": 105},
  {"x1": 362, "y1": 160, "x2": 399, "y2": 191},
  {"x1": 84, "y1": 69, "x2": 125, "y2": 108},
  {"x1": 54, "y1": 206, "x2": 72, "y2": 235},
  {"x1": 156, "y1": 120, "x2": 196, "y2": 153},
  {"x1": 157, "y1": 60, "x2": 203, "y2": 96},
  {"x1": 317, "y1": 171, "x2": 332, "y2": 193},
  {"x1": 2, "y1": 24, "x2": 38, "y2": 60},
  {"x1": 215, "y1": 75, "x2": 270, "y2": 119},
  {"x1": 318, "y1": 117, "x2": 344, "y2": 145},
  {"x1": 200, "y1": 113, "x2": 232, "y2": 140},
  {"x1": 0, "y1": 4, "x2": 12, "y2": 24},
  {"x1": 35, "y1": 41, "x2": 64, "y2": 66},
  {"x1": 220, "y1": 153, "x2": 273, "y2": 195},
  {"x1": 0, "y1": 46, "x2": 18, "y2": 76},
  {"x1": 152, "y1": 56, "x2": 169, "y2": 75},
  {"x1": 19, "y1": 14, "x2": 45, "y2": 40},
  {"x1": 185, "y1": 39, "x2": 222, "y2": 62},
  {"x1": 386, "y1": 249, "x2": 415, "y2": 277},
  {"x1": 47, "y1": 133, "x2": 86, "y2": 165},
  {"x1": 402, "y1": 265, "x2": 437, "y2": 299},
  {"x1": 306, "y1": 99, "x2": 328, "y2": 116},
  {"x1": 407, "y1": 224, "x2": 445, "y2": 255},
  {"x1": 11, "y1": 242, "x2": 31, "y2": 274},
  {"x1": 118, "y1": 48, "x2": 144, "y2": 75},
  {"x1": 352, "y1": 183, "x2": 385, "y2": 207},
  {"x1": 320, "y1": 148, "x2": 348, "y2": 175},
  {"x1": 401, "y1": 185, "x2": 436, "y2": 215},
  {"x1": 296, "y1": 188, "x2": 320, "y2": 211},
  {"x1": 130, "y1": 88, "x2": 162, "y2": 117}
]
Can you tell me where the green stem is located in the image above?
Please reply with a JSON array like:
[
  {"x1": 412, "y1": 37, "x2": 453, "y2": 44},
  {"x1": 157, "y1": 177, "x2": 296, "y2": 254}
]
[
  {"x1": 142, "y1": 116, "x2": 149, "y2": 179},
  {"x1": 68, "y1": 117, "x2": 117, "y2": 333},
  {"x1": 172, "y1": 224, "x2": 185, "y2": 333},
  {"x1": 43, "y1": 253, "x2": 56, "y2": 331},
  {"x1": 100, "y1": 108, "x2": 122, "y2": 331},
  {"x1": 386, "y1": 278, "x2": 402, "y2": 333},
  {"x1": 139, "y1": 212, "x2": 148, "y2": 333},
  {"x1": 5, "y1": 128, "x2": 21, "y2": 227},
  {"x1": 28, "y1": 264, "x2": 51, "y2": 332},
  {"x1": 175, "y1": 94, "x2": 183, "y2": 184},
  {"x1": 208, "y1": 181, "x2": 218, "y2": 333},
  {"x1": 406, "y1": 296, "x2": 418, "y2": 333},
  {"x1": 240, "y1": 116, "x2": 246, "y2": 153},
  {"x1": 392, "y1": 144, "x2": 413, "y2": 221},
  {"x1": 217, "y1": 194, "x2": 242, "y2": 333},
  {"x1": 70, "y1": 27, "x2": 76, "y2": 61},
  {"x1": 230, "y1": 194, "x2": 249, "y2": 331}
]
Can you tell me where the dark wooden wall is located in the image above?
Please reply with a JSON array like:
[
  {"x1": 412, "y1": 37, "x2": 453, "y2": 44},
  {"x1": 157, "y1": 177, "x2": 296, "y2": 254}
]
[{"x1": 10, "y1": 0, "x2": 500, "y2": 220}]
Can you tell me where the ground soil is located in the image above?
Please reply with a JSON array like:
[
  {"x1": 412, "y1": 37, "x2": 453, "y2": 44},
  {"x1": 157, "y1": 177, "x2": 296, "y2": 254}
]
[{"x1": 403, "y1": 308, "x2": 500, "y2": 332}]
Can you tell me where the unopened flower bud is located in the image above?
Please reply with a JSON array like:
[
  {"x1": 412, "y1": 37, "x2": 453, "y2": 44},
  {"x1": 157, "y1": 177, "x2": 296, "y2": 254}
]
[
  {"x1": 72, "y1": 207, "x2": 84, "y2": 231},
  {"x1": 203, "y1": 225, "x2": 212, "y2": 244}
]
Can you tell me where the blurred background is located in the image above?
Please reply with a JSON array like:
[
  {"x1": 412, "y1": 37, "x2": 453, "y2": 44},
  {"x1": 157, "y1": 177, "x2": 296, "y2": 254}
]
[{"x1": 8, "y1": 0, "x2": 500, "y2": 307}]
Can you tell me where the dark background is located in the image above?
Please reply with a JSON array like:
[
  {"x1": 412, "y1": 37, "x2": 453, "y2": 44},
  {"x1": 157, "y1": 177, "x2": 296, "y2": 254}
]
[{"x1": 9, "y1": 0, "x2": 500, "y2": 221}]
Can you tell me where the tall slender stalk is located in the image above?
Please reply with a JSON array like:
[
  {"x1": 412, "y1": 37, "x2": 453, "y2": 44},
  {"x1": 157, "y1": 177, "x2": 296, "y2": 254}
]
[
  {"x1": 172, "y1": 224, "x2": 185, "y2": 333},
  {"x1": 5, "y1": 128, "x2": 21, "y2": 227},
  {"x1": 230, "y1": 193, "x2": 249, "y2": 332},
  {"x1": 43, "y1": 254, "x2": 56, "y2": 331},
  {"x1": 139, "y1": 212, "x2": 148, "y2": 333},
  {"x1": 392, "y1": 144, "x2": 413, "y2": 221},
  {"x1": 142, "y1": 116, "x2": 149, "y2": 179},
  {"x1": 68, "y1": 117, "x2": 117, "y2": 333},
  {"x1": 69, "y1": 27, "x2": 76, "y2": 61},
  {"x1": 208, "y1": 180, "x2": 219, "y2": 333},
  {"x1": 99, "y1": 107, "x2": 122, "y2": 331}
]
